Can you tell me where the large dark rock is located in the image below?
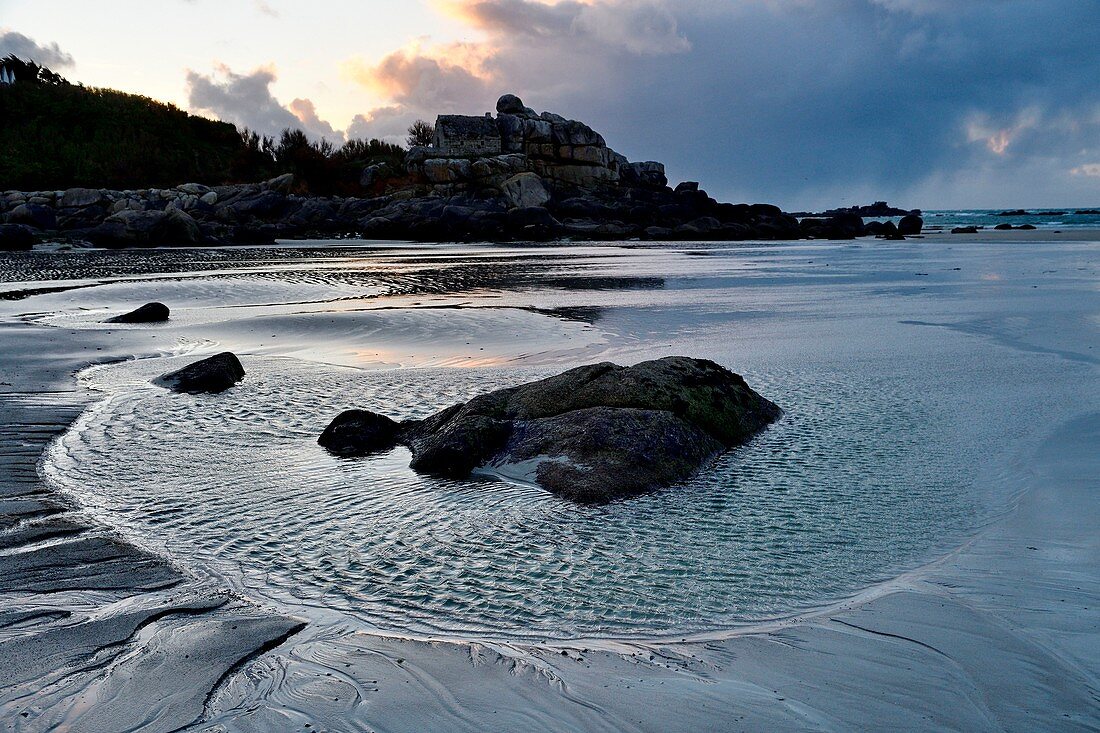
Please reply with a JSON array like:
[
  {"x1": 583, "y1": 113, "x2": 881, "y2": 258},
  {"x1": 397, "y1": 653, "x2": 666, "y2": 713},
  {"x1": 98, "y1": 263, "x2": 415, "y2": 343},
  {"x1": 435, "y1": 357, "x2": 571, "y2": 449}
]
[
  {"x1": 0, "y1": 224, "x2": 35, "y2": 251},
  {"x1": 898, "y1": 214, "x2": 923, "y2": 235},
  {"x1": 155, "y1": 352, "x2": 245, "y2": 394},
  {"x1": 318, "y1": 409, "x2": 401, "y2": 456},
  {"x1": 107, "y1": 302, "x2": 170, "y2": 323},
  {"x1": 321, "y1": 357, "x2": 781, "y2": 503},
  {"x1": 88, "y1": 209, "x2": 203, "y2": 248},
  {"x1": 496, "y1": 93, "x2": 527, "y2": 115},
  {"x1": 865, "y1": 220, "x2": 904, "y2": 239},
  {"x1": 6, "y1": 203, "x2": 56, "y2": 230},
  {"x1": 823, "y1": 212, "x2": 866, "y2": 239},
  {"x1": 497, "y1": 407, "x2": 722, "y2": 503},
  {"x1": 407, "y1": 413, "x2": 513, "y2": 478}
]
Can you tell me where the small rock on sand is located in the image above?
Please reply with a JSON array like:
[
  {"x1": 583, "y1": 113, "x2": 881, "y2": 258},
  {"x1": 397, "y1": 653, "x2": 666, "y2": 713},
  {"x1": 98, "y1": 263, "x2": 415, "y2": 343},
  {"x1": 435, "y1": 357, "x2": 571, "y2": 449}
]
[{"x1": 107, "y1": 302, "x2": 170, "y2": 323}]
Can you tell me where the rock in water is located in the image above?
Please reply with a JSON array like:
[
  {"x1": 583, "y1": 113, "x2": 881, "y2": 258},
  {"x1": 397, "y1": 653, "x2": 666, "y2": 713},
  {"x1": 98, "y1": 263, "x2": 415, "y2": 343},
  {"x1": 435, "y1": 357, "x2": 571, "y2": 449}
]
[
  {"x1": 107, "y1": 302, "x2": 170, "y2": 324},
  {"x1": 496, "y1": 407, "x2": 723, "y2": 503},
  {"x1": 318, "y1": 410, "x2": 401, "y2": 456},
  {"x1": 320, "y1": 357, "x2": 781, "y2": 503},
  {"x1": 155, "y1": 352, "x2": 245, "y2": 394}
]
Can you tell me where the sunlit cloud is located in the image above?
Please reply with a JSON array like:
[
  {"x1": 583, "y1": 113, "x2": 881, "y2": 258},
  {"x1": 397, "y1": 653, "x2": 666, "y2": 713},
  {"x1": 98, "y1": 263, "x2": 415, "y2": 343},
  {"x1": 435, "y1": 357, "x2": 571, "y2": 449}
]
[
  {"x1": 1070, "y1": 163, "x2": 1100, "y2": 178},
  {"x1": 436, "y1": 0, "x2": 689, "y2": 55},
  {"x1": 966, "y1": 109, "x2": 1040, "y2": 156},
  {"x1": 187, "y1": 63, "x2": 343, "y2": 142},
  {"x1": 342, "y1": 42, "x2": 492, "y2": 110}
]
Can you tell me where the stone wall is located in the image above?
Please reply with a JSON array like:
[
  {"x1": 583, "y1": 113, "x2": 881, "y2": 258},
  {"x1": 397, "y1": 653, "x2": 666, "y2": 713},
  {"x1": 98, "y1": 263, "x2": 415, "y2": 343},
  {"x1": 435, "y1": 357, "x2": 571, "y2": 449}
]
[{"x1": 433, "y1": 115, "x2": 502, "y2": 157}]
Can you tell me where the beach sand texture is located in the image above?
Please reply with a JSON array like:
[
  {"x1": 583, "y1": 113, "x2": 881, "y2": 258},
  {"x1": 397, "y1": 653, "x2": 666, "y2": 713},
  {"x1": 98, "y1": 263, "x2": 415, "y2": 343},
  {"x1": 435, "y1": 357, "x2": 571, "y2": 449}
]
[{"x1": 0, "y1": 233, "x2": 1097, "y2": 731}]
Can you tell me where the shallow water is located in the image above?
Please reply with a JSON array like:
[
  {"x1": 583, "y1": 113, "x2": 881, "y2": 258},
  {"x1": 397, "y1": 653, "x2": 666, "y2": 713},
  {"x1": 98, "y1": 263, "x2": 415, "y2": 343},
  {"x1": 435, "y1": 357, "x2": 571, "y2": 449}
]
[{"x1": 31, "y1": 238, "x2": 1098, "y2": 640}]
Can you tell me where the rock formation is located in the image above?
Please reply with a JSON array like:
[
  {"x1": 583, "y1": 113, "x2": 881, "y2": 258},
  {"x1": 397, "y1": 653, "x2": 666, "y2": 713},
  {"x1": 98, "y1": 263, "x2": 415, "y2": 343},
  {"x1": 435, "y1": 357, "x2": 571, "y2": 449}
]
[
  {"x1": 155, "y1": 352, "x2": 245, "y2": 394},
  {"x1": 319, "y1": 356, "x2": 781, "y2": 503},
  {"x1": 0, "y1": 94, "x2": 921, "y2": 246}
]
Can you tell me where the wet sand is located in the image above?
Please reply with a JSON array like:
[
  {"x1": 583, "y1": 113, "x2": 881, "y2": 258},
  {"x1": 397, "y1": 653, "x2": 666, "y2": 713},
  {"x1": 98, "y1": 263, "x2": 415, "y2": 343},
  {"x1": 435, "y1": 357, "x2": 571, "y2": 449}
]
[{"x1": 1, "y1": 234, "x2": 1097, "y2": 731}]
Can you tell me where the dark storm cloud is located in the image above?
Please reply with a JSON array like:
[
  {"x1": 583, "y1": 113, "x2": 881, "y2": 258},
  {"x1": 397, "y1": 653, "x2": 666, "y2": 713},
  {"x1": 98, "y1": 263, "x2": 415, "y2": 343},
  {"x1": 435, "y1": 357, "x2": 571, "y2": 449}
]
[
  {"x1": 0, "y1": 30, "x2": 75, "y2": 68},
  {"x1": 353, "y1": 0, "x2": 1100, "y2": 207},
  {"x1": 611, "y1": 0, "x2": 1100, "y2": 207}
]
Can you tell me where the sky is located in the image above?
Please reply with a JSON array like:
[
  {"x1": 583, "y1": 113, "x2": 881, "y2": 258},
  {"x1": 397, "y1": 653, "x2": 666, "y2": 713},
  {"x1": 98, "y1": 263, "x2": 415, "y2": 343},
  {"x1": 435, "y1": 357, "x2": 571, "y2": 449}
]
[{"x1": 2, "y1": 0, "x2": 1099, "y2": 209}]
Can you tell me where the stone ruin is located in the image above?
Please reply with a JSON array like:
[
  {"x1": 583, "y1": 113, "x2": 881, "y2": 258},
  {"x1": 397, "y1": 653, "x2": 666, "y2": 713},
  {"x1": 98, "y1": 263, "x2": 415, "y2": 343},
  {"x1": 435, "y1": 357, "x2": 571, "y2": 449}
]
[
  {"x1": 397, "y1": 93, "x2": 668, "y2": 204},
  {"x1": 433, "y1": 114, "x2": 502, "y2": 157}
]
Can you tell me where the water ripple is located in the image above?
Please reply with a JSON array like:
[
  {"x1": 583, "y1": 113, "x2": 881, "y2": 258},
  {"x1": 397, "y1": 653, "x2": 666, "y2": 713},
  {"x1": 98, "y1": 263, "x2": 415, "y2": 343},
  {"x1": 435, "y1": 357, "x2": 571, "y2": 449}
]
[{"x1": 43, "y1": 354, "x2": 993, "y2": 640}]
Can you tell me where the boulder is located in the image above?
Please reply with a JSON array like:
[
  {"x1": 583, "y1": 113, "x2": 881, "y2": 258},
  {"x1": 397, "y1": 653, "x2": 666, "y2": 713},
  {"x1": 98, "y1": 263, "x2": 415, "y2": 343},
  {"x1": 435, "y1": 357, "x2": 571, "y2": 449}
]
[
  {"x1": 822, "y1": 212, "x2": 865, "y2": 239},
  {"x1": 60, "y1": 187, "x2": 104, "y2": 208},
  {"x1": 6, "y1": 203, "x2": 56, "y2": 230},
  {"x1": 155, "y1": 352, "x2": 245, "y2": 394},
  {"x1": 89, "y1": 209, "x2": 202, "y2": 247},
  {"x1": 952, "y1": 226, "x2": 979, "y2": 234},
  {"x1": 865, "y1": 220, "x2": 901, "y2": 238},
  {"x1": 321, "y1": 357, "x2": 780, "y2": 503},
  {"x1": 500, "y1": 172, "x2": 551, "y2": 209},
  {"x1": 621, "y1": 161, "x2": 667, "y2": 188},
  {"x1": 423, "y1": 158, "x2": 472, "y2": 184},
  {"x1": 107, "y1": 302, "x2": 170, "y2": 324},
  {"x1": 0, "y1": 223, "x2": 35, "y2": 251},
  {"x1": 496, "y1": 93, "x2": 527, "y2": 115},
  {"x1": 262, "y1": 173, "x2": 295, "y2": 194},
  {"x1": 495, "y1": 407, "x2": 722, "y2": 503},
  {"x1": 898, "y1": 214, "x2": 923, "y2": 235},
  {"x1": 318, "y1": 409, "x2": 402, "y2": 456},
  {"x1": 994, "y1": 223, "x2": 1014, "y2": 231}
]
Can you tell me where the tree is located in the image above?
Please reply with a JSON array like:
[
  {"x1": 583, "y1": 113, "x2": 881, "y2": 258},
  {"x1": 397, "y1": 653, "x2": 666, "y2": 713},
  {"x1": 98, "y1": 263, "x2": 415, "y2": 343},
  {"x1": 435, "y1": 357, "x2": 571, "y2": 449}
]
[
  {"x1": 406, "y1": 119, "x2": 435, "y2": 148},
  {"x1": 0, "y1": 54, "x2": 69, "y2": 86}
]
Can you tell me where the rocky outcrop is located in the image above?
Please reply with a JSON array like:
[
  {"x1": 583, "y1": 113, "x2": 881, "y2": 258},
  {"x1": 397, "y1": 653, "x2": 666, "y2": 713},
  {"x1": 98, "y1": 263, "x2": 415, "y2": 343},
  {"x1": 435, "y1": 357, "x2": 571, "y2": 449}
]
[
  {"x1": 319, "y1": 356, "x2": 781, "y2": 503},
  {"x1": 106, "y1": 302, "x2": 170, "y2": 324},
  {"x1": 155, "y1": 352, "x2": 245, "y2": 394},
  {"x1": 792, "y1": 201, "x2": 920, "y2": 218},
  {"x1": 0, "y1": 93, "x2": 912, "y2": 247},
  {"x1": 799, "y1": 213, "x2": 866, "y2": 240}
]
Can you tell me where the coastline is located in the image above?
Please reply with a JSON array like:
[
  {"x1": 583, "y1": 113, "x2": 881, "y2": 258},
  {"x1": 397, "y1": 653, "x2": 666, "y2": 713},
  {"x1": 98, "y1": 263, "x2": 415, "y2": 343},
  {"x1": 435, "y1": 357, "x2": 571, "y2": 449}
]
[{"x1": 1, "y1": 234, "x2": 1097, "y2": 731}]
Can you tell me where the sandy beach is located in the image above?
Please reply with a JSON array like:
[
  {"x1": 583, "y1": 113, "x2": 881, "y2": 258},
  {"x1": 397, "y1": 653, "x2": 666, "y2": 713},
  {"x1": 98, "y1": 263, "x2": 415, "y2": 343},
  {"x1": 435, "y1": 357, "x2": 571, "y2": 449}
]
[{"x1": 1, "y1": 231, "x2": 1097, "y2": 732}]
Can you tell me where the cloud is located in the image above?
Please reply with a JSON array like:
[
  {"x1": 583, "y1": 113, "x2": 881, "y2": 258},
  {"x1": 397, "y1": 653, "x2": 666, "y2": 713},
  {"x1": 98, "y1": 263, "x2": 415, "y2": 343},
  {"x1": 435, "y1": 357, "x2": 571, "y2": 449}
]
[
  {"x1": 0, "y1": 29, "x2": 75, "y2": 68},
  {"x1": 343, "y1": 44, "x2": 491, "y2": 112},
  {"x1": 255, "y1": 0, "x2": 280, "y2": 17},
  {"x1": 1070, "y1": 163, "x2": 1100, "y2": 178},
  {"x1": 186, "y1": 64, "x2": 343, "y2": 142},
  {"x1": 288, "y1": 98, "x2": 342, "y2": 141},
  {"x1": 346, "y1": 106, "x2": 418, "y2": 145},
  {"x1": 339, "y1": 0, "x2": 1100, "y2": 208},
  {"x1": 439, "y1": 0, "x2": 689, "y2": 55},
  {"x1": 340, "y1": 0, "x2": 692, "y2": 153}
]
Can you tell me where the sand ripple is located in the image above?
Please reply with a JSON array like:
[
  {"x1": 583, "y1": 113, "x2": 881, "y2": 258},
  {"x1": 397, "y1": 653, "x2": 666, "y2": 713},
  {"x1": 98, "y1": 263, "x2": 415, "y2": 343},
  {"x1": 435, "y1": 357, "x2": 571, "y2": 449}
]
[{"x1": 44, "y1": 355, "x2": 989, "y2": 639}]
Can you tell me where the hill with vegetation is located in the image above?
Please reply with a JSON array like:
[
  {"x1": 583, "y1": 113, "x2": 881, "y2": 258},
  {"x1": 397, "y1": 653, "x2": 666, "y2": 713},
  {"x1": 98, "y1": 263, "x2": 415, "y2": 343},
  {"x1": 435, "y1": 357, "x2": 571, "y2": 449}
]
[{"x1": 0, "y1": 56, "x2": 404, "y2": 194}]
